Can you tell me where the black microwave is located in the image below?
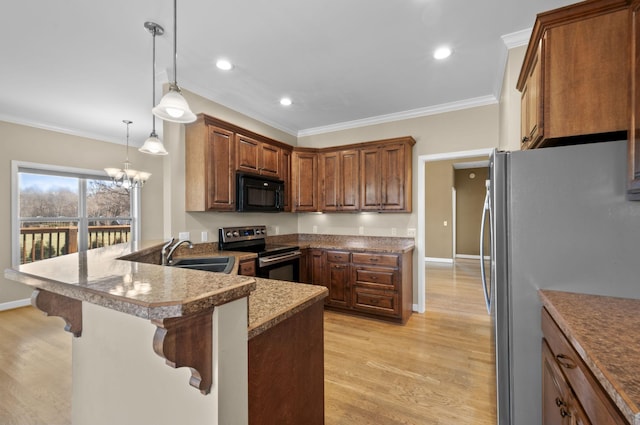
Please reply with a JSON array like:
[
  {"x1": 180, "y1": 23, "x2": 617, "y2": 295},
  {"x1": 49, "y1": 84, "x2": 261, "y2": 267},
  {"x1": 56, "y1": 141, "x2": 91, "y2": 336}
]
[{"x1": 236, "y1": 173, "x2": 284, "y2": 212}]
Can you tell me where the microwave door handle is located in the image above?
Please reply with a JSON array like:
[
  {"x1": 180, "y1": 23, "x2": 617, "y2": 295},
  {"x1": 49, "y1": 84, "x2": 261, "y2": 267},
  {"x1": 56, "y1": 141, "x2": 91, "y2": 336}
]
[{"x1": 480, "y1": 188, "x2": 491, "y2": 314}]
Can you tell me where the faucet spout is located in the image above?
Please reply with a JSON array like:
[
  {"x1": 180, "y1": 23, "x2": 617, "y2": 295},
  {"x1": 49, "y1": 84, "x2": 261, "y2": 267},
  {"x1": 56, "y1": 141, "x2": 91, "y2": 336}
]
[{"x1": 165, "y1": 240, "x2": 193, "y2": 265}]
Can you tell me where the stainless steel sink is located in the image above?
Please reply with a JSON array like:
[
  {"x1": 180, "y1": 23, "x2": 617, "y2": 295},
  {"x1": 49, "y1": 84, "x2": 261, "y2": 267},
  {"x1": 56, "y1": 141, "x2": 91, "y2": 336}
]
[{"x1": 170, "y1": 256, "x2": 235, "y2": 274}]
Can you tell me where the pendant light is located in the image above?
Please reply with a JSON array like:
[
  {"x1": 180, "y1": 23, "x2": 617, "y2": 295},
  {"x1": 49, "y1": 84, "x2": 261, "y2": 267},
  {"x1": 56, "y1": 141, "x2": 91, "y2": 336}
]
[
  {"x1": 139, "y1": 21, "x2": 169, "y2": 155},
  {"x1": 152, "y1": 0, "x2": 196, "y2": 123},
  {"x1": 104, "y1": 120, "x2": 151, "y2": 188}
]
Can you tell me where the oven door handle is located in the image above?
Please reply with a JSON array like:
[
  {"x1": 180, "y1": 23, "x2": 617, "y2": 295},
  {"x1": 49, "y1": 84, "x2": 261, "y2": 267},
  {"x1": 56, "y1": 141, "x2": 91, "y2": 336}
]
[{"x1": 259, "y1": 251, "x2": 301, "y2": 266}]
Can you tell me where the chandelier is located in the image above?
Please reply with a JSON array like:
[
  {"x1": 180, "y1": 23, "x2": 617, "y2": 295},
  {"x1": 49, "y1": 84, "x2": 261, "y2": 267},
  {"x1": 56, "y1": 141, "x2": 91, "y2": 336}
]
[{"x1": 104, "y1": 120, "x2": 151, "y2": 188}]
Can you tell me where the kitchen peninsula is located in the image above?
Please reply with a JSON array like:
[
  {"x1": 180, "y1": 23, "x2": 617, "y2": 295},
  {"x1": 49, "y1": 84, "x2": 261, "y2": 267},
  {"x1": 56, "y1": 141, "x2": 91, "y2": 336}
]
[{"x1": 4, "y1": 241, "x2": 327, "y2": 425}]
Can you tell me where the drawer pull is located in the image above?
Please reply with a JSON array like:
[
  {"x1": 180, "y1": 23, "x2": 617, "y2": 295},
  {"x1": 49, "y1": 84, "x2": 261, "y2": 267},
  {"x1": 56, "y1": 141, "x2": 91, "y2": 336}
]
[
  {"x1": 556, "y1": 354, "x2": 576, "y2": 369},
  {"x1": 555, "y1": 397, "x2": 564, "y2": 407},
  {"x1": 369, "y1": 258, "x2": 379, "y2": 262},
  {"x1": 560, "y1": 407, "x2": 571, "y2": 418}
]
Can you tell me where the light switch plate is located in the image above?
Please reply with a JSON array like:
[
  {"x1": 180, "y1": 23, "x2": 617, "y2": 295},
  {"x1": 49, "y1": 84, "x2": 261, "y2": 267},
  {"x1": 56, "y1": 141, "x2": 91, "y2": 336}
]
[
  {"x1": 407, "y1": 228, "x2": 416, "y2": 237},
  {"x1": 201, "y1": 231, "x2": 208, "y2": 242}
]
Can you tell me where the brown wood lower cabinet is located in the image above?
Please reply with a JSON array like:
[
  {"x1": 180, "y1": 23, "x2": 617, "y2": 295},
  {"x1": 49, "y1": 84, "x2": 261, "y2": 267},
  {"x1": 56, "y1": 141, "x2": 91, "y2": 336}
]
[
  {"x1": 541, "y1": 308, "x2": 627, "y2": 424},
  {"x1": 248, "y1": 301, "x2": 324, "y2": 425},
  {"x1": 238, "y1": 258, "x2": 256, "y2": 276},
  {"x1": 301, "y1": 248, "x2": 413, "y2": 323}
]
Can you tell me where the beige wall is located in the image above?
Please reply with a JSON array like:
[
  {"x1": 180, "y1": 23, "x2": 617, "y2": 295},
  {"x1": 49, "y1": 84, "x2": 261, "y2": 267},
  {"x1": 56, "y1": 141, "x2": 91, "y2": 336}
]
[
  {"x1": 454, "y1": 167, "x2": 489, "y2": 256},
  {"x1": 0, "y1": 121, "x2": 165, "y2": 305},
  {"x1": 500, "y1": 45, "x2": 527, "y2": 151},
  {"x1": 424, "y1": 157, "x2": 488, "y2": 259}
]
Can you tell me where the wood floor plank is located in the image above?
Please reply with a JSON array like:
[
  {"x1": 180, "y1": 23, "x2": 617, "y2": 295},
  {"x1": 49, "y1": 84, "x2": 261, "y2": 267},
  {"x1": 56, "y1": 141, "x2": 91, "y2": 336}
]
[{"x1": 0, "y1": 259, "x2": 495, "y2": 424}]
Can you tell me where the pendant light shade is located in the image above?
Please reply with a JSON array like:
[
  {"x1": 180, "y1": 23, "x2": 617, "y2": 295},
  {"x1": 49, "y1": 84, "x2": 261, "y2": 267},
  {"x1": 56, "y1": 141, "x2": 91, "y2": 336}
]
[
  {"x1": 152, "y1": 85, "x2": 196, "y2": 123},
  {"x1": 152, "y1": 0, "x2": 196, "y2": 124},
  {"x1": 140, "y1": 21, "x2": 169, "y2": 155},
  {"x1": 139, "y1": 131, "x2": 168, "y2": 155}
]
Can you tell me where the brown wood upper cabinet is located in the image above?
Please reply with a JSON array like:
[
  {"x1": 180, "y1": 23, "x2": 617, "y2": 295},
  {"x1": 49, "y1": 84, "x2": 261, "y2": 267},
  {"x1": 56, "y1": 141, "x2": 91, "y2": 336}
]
[
  {"x1": 235, "y1": 133, "x2": 282, "y2": 180},
  {"x1": 360, "y1": 140, "x2": 414, "y2": 212},
  {"x1": 185, "y1": 122, "x2": 235, "y2": 212},
  {"x1": 292, "y1": 150, "x2": 319, "y2": 212},
  {"x1": 319, "y1": 149, "x2": 359, "y2": 212},
  {"x1": 517, "y1": 0, "x2": 630, "y2": 150},
  {"x1": 185, "y1": 114, "x2": 293, "y2": 212}
]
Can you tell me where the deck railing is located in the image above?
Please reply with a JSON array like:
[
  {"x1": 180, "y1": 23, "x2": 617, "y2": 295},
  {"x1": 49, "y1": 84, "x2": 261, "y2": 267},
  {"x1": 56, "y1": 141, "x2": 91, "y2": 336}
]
[{"x1": 19, "y1": 225, "x2": 131, "y2": 264}]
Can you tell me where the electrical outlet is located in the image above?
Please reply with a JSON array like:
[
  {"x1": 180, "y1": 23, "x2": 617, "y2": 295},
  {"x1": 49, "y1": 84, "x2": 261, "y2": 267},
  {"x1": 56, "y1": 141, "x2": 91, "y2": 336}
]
[
  {"x1": 201, "y1": 231, "x2": 208, "y2": 242},
  {"x1": 274, "y1": 226, "x2": 280, "y2": 235},
  {"x1": 313, "y1": 225, "x2": 318, "y2": 234},
  {"x1": 391, "y1": 227, "x2": 397, "y2": 236},
  {"x1": 407, "y1": 228, "x2": 416, "y2": 237},
  {"x1": 178, "y1": 232, "x2": 190, "y2": 241},
  {"x1": 358, "y1": 226, "x2": 364, "y2": 235},
  {"x1": 443, "y1": 220, "x2": 448, "y2": 227}
]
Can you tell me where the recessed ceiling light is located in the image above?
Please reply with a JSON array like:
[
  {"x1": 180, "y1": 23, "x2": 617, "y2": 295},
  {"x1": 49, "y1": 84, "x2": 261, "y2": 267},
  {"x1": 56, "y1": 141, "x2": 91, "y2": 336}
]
[
  {"x1": 433, "y1": 47, "x2": 452, "y2": 60},
  {"x1": 216, "y1": 59, "x2": 233, "y2": 71},
  {"x1": 280, "y1": 97, "x2": 292, "y2": 106}
]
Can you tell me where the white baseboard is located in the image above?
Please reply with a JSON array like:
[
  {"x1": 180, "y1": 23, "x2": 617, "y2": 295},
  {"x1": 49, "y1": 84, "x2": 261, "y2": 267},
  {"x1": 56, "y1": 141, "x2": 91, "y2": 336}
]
[
  {"x1": 424, "y1": 257, "x2": 454, "y2": 264},
  {"x1": 412, "y1": 303, "x2": 425, "y2": 313},
  {"x1": 0, "y1": 298, "x2": 31, "y2": 311}
]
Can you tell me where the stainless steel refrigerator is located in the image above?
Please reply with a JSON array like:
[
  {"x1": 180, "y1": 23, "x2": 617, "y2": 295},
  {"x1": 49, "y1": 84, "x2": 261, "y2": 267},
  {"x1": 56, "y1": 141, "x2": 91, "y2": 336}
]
[{"x1": 481, "y1": 140, "x2": 640, "y2": 425}]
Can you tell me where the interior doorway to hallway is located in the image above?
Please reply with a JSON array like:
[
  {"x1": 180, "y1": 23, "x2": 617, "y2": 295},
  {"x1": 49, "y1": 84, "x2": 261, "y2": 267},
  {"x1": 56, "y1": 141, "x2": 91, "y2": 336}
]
[{"x1": 416, "y1": 148, "x2": 492, "y2": 313}]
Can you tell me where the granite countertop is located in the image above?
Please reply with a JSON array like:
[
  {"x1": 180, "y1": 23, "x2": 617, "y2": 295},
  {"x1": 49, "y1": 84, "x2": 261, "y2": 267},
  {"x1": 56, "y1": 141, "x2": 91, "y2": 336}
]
[
  {"x1": 5, "y1": 241, "x2": 328, "y2": 339},
  {"x1": 539, "y1": 290, "x2": 640, "y2": 425},
  {"x1": 248, "y1": 278, "x2": 327, "y2": 339},
  {"x1": 268, "y1": 234, "x2": 415, "y2": 253},
  {"x1": 4, "y1": 241, "x2": 256, "y2": 320}
]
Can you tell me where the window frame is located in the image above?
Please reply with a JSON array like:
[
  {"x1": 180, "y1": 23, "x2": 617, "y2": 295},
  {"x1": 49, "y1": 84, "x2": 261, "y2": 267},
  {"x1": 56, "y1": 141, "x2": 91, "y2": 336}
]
[{"x1": 11, "y1": 160, "x2": 141, "y2": 267}]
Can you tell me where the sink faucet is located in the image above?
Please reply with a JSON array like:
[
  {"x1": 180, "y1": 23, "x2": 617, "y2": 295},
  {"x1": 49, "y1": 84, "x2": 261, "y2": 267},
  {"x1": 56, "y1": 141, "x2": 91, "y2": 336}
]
[{"x1": 161, "y1": 238, "x2": 193, "y2": 265}]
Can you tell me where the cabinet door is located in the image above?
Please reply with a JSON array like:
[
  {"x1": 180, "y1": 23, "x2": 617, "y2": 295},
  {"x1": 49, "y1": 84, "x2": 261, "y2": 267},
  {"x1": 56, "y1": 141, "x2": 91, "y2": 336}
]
[
  {"x1": 206, "y1": 126, "x2": 235, "y2": 211},
  {"x1": 521, "y1": 40, "x2": 543, "y2": 150},
  {"x1": 359, "y1": 147, "x2": 381, "y2": 211},
  {"x1": 292, "y1": 151, "x2": 319, "y2": 212},
  {"x1": 380, "y1": 143, "x2": 406, "y2": 211},
  {"x1": 545, "y1": 9, "x2": 628, "y2": 139},
  {"x1": 319, "y1": 151, "x2": 340, "y2": 211},
  {"x1": 259, "y1": 143, "x2": 280, "y2": 179},
  {"x1": 281, "y1": 149, "x2": 292, "y2": 211},
  {"x1": 542, "y1": 339, "x2": 572, "y2": 425},
  {"x1": 308, "y1": 249, "x2": 326, "y2": 287},
  {"x1": 235, "y1": 134, "x2": 260, "y2": 175},
  {"x1": 327, "y1": 262, "x2": 350, "y2": 308},
  {"x1": 238, "y1": 258, "x2": 256, "y2": 276},
  {"x1": 339, "y1": 150, "x2": 359, "y2": 211}
]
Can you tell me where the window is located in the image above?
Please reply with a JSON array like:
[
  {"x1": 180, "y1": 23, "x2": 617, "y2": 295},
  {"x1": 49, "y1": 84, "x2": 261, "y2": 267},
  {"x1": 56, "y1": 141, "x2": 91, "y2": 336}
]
[{"x1": 11, "y1": 161, "x2": 141, "y2": 265}]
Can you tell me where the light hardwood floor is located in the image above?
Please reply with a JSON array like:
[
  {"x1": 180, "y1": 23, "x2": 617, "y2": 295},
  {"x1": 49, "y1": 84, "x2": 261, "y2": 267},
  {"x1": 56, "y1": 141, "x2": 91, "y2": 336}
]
[{"x1": 0, "y1": 259, "x2": 495, "y2": 424}]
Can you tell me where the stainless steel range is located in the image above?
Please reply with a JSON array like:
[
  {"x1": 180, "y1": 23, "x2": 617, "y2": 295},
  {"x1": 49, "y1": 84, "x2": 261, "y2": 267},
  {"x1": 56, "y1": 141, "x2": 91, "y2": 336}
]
[{"x1": 218, "y1": 225, "x2": 301, "y2": 282}]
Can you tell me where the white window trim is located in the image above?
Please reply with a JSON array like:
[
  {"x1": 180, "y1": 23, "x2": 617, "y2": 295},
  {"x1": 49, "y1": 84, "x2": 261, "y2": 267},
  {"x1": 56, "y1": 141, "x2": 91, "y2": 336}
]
[{"x1": 11, "y1": 160, "x2": 139, "y2": 267}]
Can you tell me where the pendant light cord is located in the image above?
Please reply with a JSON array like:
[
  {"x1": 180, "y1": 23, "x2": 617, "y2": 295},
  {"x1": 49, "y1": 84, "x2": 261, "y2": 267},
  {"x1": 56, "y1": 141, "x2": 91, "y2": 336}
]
[
  {"x1": 172, "y1": 0, "x2": 178, "y2": 86},
  {"x1": 151, "y1": 26, "x2": 157, "y2": 134}
]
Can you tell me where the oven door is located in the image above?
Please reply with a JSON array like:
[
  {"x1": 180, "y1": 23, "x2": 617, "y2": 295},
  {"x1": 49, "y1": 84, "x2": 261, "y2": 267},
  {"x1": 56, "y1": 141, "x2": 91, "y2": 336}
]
[{"x1": 257, "y1": 251, "x2": 301, "y2": 282}]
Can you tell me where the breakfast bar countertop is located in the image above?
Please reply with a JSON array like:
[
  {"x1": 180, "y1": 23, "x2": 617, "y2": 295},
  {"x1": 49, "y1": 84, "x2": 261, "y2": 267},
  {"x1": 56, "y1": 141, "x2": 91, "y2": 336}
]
[
  {"x1": 4, "y1": 241, "x2": 256, "y2": 320},
  {"x1": 539, "y1": 290, "x2": 640, "y2": 425}
]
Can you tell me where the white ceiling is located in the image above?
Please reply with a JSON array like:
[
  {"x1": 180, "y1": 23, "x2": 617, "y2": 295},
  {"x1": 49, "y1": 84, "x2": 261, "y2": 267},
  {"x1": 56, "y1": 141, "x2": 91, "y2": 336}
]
[{"x1": 1, "y1": 0, "x2": 576, "y2": 147}]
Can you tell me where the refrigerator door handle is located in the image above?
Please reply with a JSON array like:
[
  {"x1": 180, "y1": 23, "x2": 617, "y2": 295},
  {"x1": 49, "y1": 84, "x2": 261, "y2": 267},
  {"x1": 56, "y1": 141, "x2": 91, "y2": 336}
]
[{"x1": 480, "y1": 186, "x2": 491, "y2": 314}]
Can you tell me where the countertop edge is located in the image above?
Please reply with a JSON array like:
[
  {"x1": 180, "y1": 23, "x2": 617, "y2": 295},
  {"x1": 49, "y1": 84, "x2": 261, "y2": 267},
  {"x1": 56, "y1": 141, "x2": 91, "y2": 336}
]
[{"x1": 539, "y1": 290, "x2": 640, "y2": 425}]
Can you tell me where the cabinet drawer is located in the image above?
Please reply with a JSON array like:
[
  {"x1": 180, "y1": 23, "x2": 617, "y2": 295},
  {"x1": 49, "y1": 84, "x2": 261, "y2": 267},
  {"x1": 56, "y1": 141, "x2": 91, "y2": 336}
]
[
  {"x1": 541, "y1": 308, "x2": 627, "y2": 425},
  {"x1": 352, "y1": 267, "x2": 396, "y2": 289},
  {"x1": 352, "y1": 287, "x2": 399, "y2": 317},
  {"x1": 325, "y1": 250, "x2": 350, "y2": 263},
  {"x1": 351, "y1": 252, "x2": 398, "y2": 267}
]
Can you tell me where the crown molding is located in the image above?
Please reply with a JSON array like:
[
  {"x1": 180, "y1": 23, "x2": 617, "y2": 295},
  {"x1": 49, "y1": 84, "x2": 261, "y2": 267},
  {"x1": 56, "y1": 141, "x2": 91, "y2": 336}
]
[
  {"x1": 501, "y1": 28, "x2": 532, "y2": 49},
  {"x1": 297, "y1": 95, "x2": 498, "y2": 137}
]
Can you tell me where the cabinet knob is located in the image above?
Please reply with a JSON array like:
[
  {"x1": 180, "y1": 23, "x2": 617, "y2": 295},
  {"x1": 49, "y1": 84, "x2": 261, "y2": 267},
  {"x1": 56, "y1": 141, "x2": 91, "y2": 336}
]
[
  {"x1": 555, "y1": 397, "x2": 564, "y2": 407},
  {"x1": 521, "y1": 136, "x2": 530, "y2": 143},
  {"x1": 560, "y1": 407, "x2": 571, "y2": 418}
]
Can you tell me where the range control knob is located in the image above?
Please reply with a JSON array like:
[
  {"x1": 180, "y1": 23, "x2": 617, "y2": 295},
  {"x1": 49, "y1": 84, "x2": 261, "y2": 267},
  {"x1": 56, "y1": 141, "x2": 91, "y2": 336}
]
[
  {"x1": 233, "y1": 231, "x2": 239, "y2": 237},
  {"x1": 226, "y1": 231, "x2": 233, "y2": 237}
]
